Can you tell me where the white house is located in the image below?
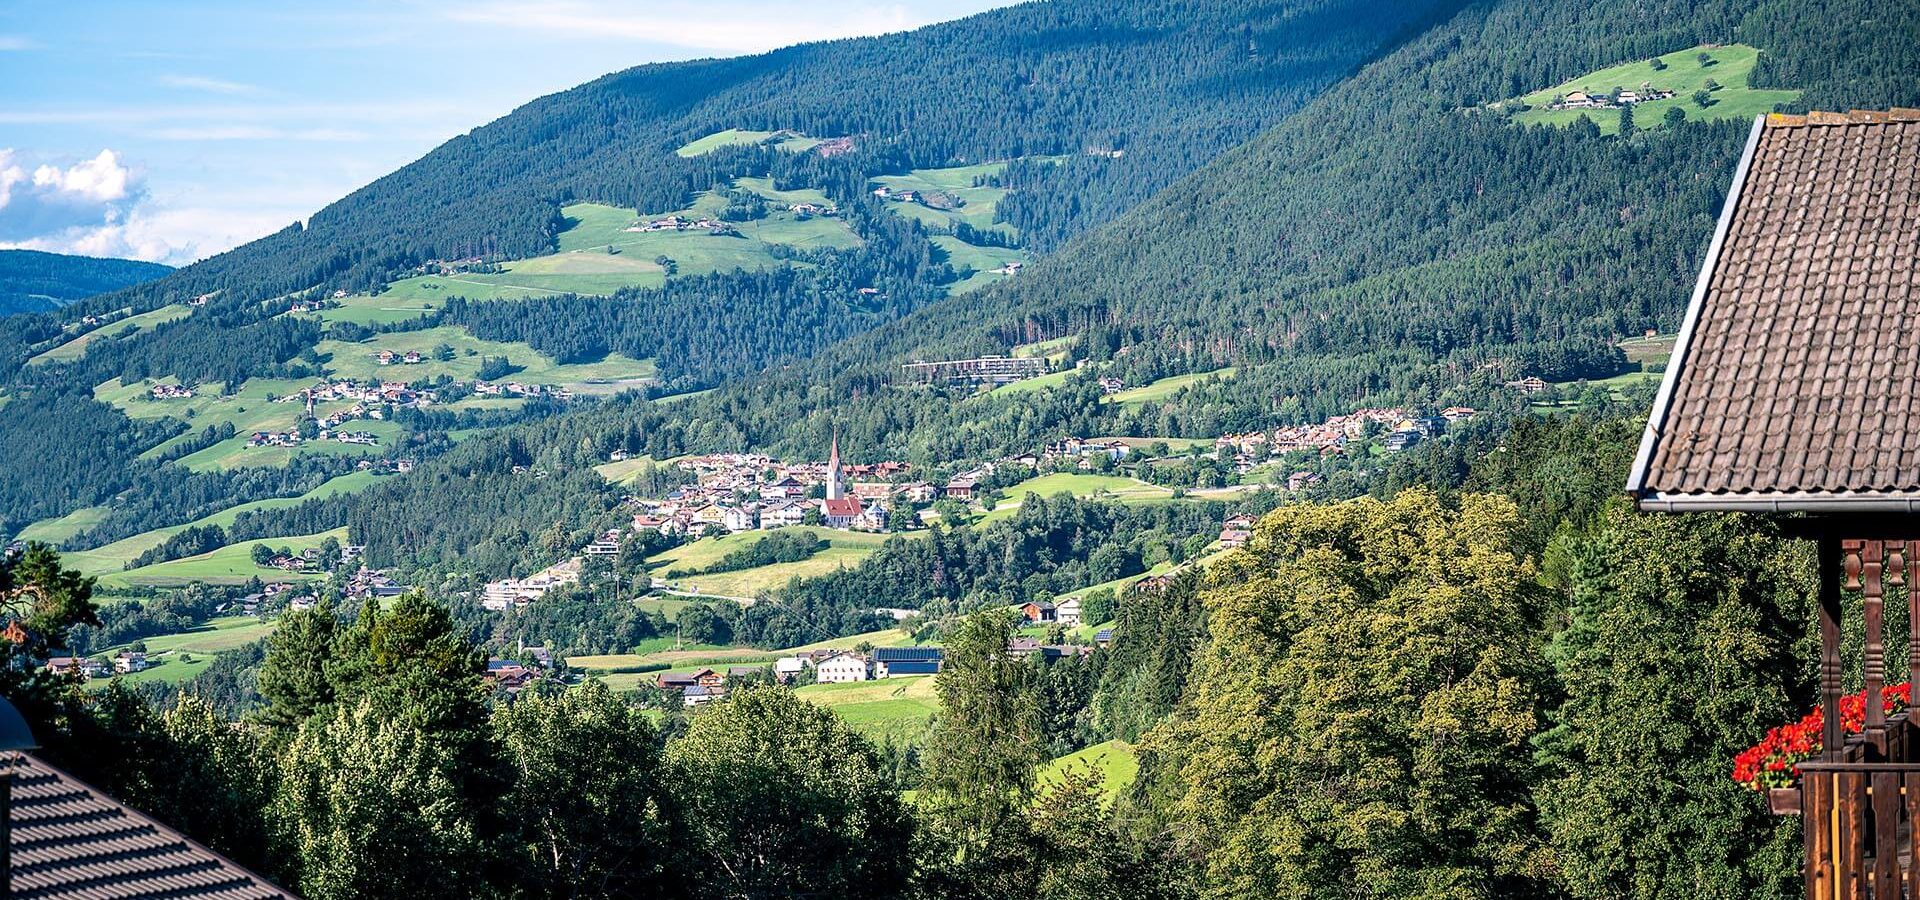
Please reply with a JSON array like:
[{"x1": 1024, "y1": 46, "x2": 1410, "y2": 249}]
[
  {"x1": 1055, "y1": 597, "x2": 1083, "y2": 626},
  {"x1": 762, "y1": 500, "x2": 808, "y2": 529},
  {"x1": 723, "y1": 506, "x2": 759, "y2": 532},
  {"x1": 774, "y1": 657, "x2": 809, "y2": 682},
  {"x1": 815, "y1": 652, "x2": 870, "y2": 683}
]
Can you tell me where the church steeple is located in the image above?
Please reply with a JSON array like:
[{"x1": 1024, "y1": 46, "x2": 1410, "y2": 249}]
[{"x1": 825, "y1": 430, "x2": 845, "y2": 501}]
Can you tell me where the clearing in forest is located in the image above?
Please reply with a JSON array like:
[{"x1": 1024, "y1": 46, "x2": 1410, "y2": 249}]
[{"x1": 1503, "y1": 43, "x2": 1799, "y2": 134}]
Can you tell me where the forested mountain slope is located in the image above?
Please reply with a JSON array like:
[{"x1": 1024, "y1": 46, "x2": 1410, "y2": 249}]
[
  {"x1": 0, "y1": 250, "x2": 171, "y2": 316},
  {"x1": 494, "y1": 0, "x2": 1916, "y2": 462},
  {"x1": 11, "y1": 0, "x2": 1442, "y2": 323},
  {"x1": 272, "y1": 0, "x2": 1920, "y2": 576},
  {"x1": 0, "y1": 0, "x2": 1444, "y2": 539}
]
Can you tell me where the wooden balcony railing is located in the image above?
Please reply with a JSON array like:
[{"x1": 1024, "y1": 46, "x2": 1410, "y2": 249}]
[
  {"x1": 1782, "y1": 534, "x2": 1920, "y2": 899},
  {"x1": 1795, "y1": 724, "x2": 1920, "y2": 898}
]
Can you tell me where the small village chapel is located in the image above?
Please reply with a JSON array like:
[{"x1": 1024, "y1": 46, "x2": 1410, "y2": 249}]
[{"x1": 1629, "y1": 108, "x2": 1920, "y2": 899}]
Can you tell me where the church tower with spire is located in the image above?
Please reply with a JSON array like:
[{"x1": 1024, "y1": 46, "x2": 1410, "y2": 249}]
[{"x1": 825, "y1": 431, "x2": 846, "y2": 501}]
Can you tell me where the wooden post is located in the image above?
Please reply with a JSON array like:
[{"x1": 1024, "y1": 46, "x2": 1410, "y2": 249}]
[
  {"x1": 1825, "y1": 538, "x2": 1848, "y2": 759},
  {"x1": 1865, "y1": 541, "x2": 1886, "y2": 733},
  {"x1": 1909, "y1": 541, "x2": 1919, "y2": 727}
]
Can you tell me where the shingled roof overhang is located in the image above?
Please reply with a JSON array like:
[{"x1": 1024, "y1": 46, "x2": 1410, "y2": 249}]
[
  {"x1": 7, "y1": 751, "x2": 295, "y2": 899},
  {"x1": 1629, "y1": 109, "x2": 1920, "y2": 513}
]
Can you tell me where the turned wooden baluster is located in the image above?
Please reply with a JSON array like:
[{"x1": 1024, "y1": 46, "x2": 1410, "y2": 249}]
[{"x1": 1864, "y1": 540, "x2": 1886, "y2": 734}]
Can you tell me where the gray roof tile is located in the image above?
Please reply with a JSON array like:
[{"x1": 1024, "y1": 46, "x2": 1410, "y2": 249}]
[
  {"x1": 6, "y1": 753, "x2": 293, "y2": 899},
  {"x1": 1633, "y1": 110, "x2": 1920, "y2": 507}
]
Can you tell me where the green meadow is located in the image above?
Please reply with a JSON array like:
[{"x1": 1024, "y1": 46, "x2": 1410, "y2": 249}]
[
  {"x1": 675, "y1": 128, "x2": 823, "y2": 157},
  {"x1": 871, "y1": 162, "x2": 1018, "y2": 239},
  {"x1": 1106, "y1": 368, "x2": 1238, "y2": 406},
  {"x1": 97, "y1": 376, "x2": 396, "y2": 471},
  {"x1": 96, "y1": 527, "x2": 347, "y2": 589},
  {"x1": 931, "y1": 235, "x2": 1028, "y2": 294},
  {"x1": 315, "y1": 325, "x2": 656, "y2": 386},
  {"x1": 1037, "y1": 740, "x2": 1139, "y2": 803},
  {"x1": 991, "y1": 366, "x2": 1077, "y2": 395},
  {"x1": 1506, "y1": 44, "x2": 1799, "y2": 134},
  {"x1": 92, "y1": 615, "x2": 279, "y2": 687},
  {"x1": 795, "y1": 675, "x2": 940, "y2": 744},
  {"x1": 30, "y1": 304, "x2": 191, "y2": 365},
  {"x1": 325, "y1": 193, "x2": 859, "y2": 314},
  {"x1": 12, "y1": 506, "x2": 111, "y2": 545},
  {"x1": 59, "y1": 472, "x2": 383, "y2": 577},
  {"x1": 646, "y1": 527, "x2": 897, "y2": 600}
]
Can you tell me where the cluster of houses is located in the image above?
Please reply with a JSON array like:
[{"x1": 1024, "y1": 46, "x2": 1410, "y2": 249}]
[
  {"x1": 343, "y1": 565, "x2": 408, "y2": 602},
  {"x1": 1547, "y1": 87, "x2": 1678, "y2": 110},
  {"x1": 148, "y1": 383, "x2": 194, "y2": 400},
  {"x1": 483, "y1": 646, "x2": 555, "y2": 694},
  {"x1": 1018, "y1": 596, "x2": 1088, "y2": 626},
  {"x1": 245, "y1": 428, "x2": 379, "y2": 450},
  {"x1": 626, "y1": 439, "x2": 920, "y2": 538},
  {"x1": 46, "y1": 651, "x2": 148, "y2": 680},
  {"x1": 657, "y1": 647, "x2": 949, "y2": 705},
  {"x1": 482, "y1": 558, "x2": 583, "y2": 612},
  {"x1": 1505, "y1": 376, "x2": 1550, "y2": 394},
  {"x1": 1215, "y1": 406, "x2": 1478, "y2": 465},
  {"x1": 788, "y1": 202, "x2": 837, "y2": 217},
  {"x1": 627, "y1": 215, "x2": 739, "y2": 236},
  {"x1": 472, "y1": 380, "x2": 572, "y2": 400},
  {"x1": 375, "y1": 349, "x2": 425, "y2": 366}
]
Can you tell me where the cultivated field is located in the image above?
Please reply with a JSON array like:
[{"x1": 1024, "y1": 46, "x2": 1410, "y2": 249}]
[{"x1": 1506, "y1": 44, "x2": 1799, "y2": 134}]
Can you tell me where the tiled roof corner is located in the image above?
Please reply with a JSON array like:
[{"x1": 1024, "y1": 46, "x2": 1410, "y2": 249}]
[
  {"x1": 7, "y1": 752, "x2": 294, "y2": 899},
  {"x1": 1634, "y1": 111, "x2": 1920, "y2": 509}
]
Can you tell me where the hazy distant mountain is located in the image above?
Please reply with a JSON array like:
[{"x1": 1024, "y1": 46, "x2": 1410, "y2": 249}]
[{"x1": 0, "y1": 249, "x2": 172, "y2": 317}]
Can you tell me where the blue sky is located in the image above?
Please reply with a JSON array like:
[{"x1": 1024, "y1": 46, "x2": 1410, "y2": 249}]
[{"x1": 0, "y1": 0, "x2": 1014, "y2": 265}]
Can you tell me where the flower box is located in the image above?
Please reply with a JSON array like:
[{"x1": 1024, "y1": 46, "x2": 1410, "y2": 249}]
[
  {"x1": 1734, "y1": 682, "x2": 1912, "y2": 795},
  {"x1": 1768, "y1": 787, "x2": 1801, "y2": 816}
]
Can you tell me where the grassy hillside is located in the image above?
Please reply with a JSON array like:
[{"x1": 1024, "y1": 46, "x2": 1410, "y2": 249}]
[
  {"x1": 1037, "y1": 740, "x2": 1139, "y2": 803},
  {"x1": 1506, "y1": 43, "x2": 1800, "y2": 133},
  {"x1": 96, "y1": 527, "x2": 347, "y2": 589},
  {"x1": 795, "y1": 675, "x2": 940, "y2": 744},
  {"x1": 29, "y1": 304, "x2": 190, "y2": 365},
  {"x1": 676, "y1": 129, "x2": 823, "y2": 157},
  {"x1": 60, "y1": 472, "x2": 384, "y2": 576}
]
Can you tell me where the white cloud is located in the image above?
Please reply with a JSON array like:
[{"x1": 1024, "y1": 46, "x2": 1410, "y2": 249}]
[
  {"x1": 446, "y1": 1, "x2": 926, "y2": 53},
  {"x1": 0, "y1": 36, "x2": 30, "y2": 51},
  {"x1": 0, "y1": 148, "x2": 155, "y2": 256},
  {"x1": 0, "y1": 203, "x2": 298, "y2": 265},
  {"x1": 159, "y1": 74, "x2": 266, "y2": 96},
  {"x1": 30, "y1": 150, "x2": 132, "y2": 203}
]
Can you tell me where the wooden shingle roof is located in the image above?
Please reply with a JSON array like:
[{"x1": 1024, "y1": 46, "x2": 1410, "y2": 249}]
[
  {"x1": 1630, "y1": 109, "x2": 1920, "y2": 511},
  {"x1": 7, "y1": 752, "x2": 293, "y2": 899}
]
